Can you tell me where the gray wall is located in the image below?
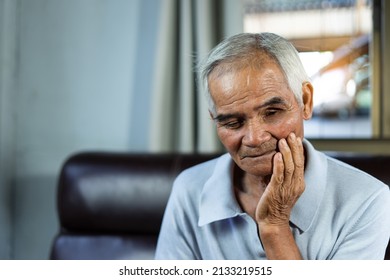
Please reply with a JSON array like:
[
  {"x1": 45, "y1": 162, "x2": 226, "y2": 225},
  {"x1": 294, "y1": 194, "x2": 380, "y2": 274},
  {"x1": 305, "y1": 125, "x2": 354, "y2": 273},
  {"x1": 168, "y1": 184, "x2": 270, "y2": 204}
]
[
  {"x1": 0, "y1": 0, "x2": 16, "y2": 259},
  {"x1": 0, "y1": 0, "x2": 159, "y2": 259}
]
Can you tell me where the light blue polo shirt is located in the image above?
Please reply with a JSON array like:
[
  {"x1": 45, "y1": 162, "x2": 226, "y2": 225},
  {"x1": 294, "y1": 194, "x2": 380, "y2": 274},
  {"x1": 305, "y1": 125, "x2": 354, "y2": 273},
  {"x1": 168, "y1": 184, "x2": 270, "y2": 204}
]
[{"x1": 155, "y1": 139, "x2": 390, "y2": 259}]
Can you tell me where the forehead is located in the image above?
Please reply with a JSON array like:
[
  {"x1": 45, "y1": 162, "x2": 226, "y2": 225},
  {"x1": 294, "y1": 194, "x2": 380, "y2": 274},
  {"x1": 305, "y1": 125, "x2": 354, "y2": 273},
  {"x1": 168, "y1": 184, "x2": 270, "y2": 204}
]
[{"x1": 208, "y1": 59, "x2": 291, "y2": 107}]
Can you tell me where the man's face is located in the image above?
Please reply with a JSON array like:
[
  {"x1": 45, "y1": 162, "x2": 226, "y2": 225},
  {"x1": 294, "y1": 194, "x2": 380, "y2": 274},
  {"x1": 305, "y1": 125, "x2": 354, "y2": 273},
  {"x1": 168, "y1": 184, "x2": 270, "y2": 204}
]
[{"x1": 209, "y1": 60, "x2": 313, "y2": 177}]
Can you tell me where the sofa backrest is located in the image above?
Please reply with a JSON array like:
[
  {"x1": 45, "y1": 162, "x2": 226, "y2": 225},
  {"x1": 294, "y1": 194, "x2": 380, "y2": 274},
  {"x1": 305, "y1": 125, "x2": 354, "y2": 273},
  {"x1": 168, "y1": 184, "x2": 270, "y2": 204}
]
[
  {"x1": 50, "y1": 152, "x2": 390, "y2": 260},
  {"x1": 50, "y1": 153, "x2": 217, "y2": 259}
]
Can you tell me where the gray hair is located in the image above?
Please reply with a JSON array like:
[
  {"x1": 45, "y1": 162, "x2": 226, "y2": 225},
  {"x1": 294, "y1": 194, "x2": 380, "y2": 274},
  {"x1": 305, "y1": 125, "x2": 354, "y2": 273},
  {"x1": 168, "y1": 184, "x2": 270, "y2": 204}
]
[{"x1": 198, "y1": 32, "x2": 310, "y2": 115}]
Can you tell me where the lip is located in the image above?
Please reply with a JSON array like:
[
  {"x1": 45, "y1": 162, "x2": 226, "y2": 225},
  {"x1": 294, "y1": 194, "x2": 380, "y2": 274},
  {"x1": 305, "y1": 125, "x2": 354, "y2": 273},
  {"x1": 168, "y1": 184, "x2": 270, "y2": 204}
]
[{"x1": 240, "y1": 150, "x2": 276, "y2": 160}]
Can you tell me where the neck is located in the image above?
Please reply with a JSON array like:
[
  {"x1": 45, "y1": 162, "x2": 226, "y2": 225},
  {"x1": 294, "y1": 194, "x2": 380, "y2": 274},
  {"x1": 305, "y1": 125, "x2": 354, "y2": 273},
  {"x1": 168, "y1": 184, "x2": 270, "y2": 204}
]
[
  {"x1": 233, "y1": 164, "x2": 269, "y2": 219},
  {"x1": 234, "y1": 165, "x2": 270, "y2": 196}
]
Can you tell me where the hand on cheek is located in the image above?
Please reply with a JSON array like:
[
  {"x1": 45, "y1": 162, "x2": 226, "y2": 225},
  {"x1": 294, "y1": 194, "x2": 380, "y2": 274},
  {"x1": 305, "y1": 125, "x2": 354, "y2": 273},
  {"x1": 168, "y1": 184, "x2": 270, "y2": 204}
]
[{"x1": 255, "y1": 133, "x2": 305, "y2": 226}]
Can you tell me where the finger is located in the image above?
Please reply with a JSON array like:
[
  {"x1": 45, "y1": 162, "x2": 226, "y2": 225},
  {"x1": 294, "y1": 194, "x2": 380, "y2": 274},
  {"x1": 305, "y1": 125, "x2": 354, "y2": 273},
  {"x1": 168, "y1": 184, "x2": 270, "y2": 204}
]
[
  {"x1": 269, "y1": 152, "x2": 284, "y2": 187},
  {"x1": 287, "y1": 133, "x2": 304, "y2": 175},
  {"x1": 287, "y1": 133, "x2": 305, "y2": 195},
  {"x1": 278, "y1": 138, "x2": 294, "y2": 186}
]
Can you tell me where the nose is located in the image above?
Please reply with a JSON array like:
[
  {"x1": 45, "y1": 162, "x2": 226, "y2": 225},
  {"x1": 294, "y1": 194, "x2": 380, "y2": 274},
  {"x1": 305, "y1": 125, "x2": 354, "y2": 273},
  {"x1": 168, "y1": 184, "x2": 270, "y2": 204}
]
[{"x1": 242, "y1": 120, "x2": 271, "y2": 147}]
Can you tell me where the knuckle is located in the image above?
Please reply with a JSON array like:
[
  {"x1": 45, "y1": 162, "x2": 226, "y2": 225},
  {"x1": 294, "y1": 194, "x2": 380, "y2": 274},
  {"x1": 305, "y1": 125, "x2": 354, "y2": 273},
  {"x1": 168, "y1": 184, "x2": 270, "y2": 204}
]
[
  {"x1": 285, "y1": 166, "x2": 294, "y2": 175},
  {"x1": 275, "y1": 174, "x2": 284, "y2": 184},
  {"x1": 294, "y1": 161, "x2": 304, "y2": 169}
]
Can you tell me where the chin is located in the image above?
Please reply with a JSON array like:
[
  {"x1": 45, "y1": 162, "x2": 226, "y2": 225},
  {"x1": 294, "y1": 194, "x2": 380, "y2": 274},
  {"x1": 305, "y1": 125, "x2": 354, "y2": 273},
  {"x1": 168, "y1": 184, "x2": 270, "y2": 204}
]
[
  {"x1": 234, "y1": 153, "x2": 274, "y2": 177},
  {"x1": 248, "y1": 168, "x2": 273, "y2": 178},
  {"x1": 238, "y1": 162, "x2": 273, "y2": 178}
]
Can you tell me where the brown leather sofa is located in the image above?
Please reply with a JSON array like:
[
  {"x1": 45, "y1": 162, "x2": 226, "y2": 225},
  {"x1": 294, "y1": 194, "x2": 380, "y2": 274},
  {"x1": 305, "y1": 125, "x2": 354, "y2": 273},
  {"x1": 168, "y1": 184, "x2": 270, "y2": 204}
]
[{"x1": 49, "y1": 152, "x2": 390, "y2": 260}]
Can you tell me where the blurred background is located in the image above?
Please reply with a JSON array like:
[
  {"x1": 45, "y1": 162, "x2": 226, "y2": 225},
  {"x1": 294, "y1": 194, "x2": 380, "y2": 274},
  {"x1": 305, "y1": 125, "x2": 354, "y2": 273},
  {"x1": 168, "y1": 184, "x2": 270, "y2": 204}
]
[{"x1": 1, "y1": 0, "x2": 390, "y2": 259}]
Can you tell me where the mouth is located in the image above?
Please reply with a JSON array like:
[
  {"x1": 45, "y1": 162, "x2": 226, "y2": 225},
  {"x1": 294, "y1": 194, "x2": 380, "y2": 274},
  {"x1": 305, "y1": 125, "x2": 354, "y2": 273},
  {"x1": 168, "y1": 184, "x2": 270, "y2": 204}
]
[{"x1": 240, "y1": 149, "x2": 276, "y2": 160}]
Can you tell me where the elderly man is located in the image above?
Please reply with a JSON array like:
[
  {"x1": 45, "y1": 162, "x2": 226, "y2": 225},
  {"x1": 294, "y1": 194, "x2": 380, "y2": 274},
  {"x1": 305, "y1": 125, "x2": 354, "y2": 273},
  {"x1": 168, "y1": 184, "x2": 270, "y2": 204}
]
[{"x1": 155, "y1": 33, "x2": 390, "y2": 259}]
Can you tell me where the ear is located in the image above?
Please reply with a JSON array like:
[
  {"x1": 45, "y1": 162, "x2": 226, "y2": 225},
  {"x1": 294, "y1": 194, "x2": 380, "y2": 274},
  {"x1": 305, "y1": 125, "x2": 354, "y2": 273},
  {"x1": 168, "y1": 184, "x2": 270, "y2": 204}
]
[{"x1": 301, "y1": 82, "x2": 314, "y2": 120}]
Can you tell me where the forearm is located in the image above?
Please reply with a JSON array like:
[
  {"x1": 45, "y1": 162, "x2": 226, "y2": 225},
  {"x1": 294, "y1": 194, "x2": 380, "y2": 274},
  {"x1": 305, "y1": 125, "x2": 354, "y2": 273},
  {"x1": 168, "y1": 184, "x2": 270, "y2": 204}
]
[{"x1": 259, "y1": 224, "x2": 303, "y2": 260}]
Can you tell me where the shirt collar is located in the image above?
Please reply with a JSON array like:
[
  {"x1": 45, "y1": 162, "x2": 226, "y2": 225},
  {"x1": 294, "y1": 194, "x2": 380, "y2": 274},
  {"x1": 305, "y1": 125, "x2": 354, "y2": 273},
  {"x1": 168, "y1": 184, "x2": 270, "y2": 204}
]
[
  {"x1": 198, "y1": 139, "x2": 328, "y2": 232},
  {"x1": 198, "y1": 154, "x2": 242, "y2": 226}
]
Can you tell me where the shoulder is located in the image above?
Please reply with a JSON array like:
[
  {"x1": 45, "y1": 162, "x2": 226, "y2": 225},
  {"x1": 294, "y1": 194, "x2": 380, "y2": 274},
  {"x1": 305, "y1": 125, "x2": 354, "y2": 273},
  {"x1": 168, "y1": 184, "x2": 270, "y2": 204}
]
[
  {"x1": 171, "y1": 153, "x2": 230, "y2": 200},
  {"x1": 304, "y1": 138, "x2": 387, "y2": 194},
  {"x1": 326, "y1": 155, "x2": 388, "y2": 193},
  {"x1": 304, "y1": 138, "x2": 388, "y2": 209},
  {"x1": 174, "y1": 156, "x2": 219, "y2": 188},
  {"x1": 324, "y1": 154, "x2": 389, "y2": 217},
  {"x1": 175, "y1": 156, "x2": 219, "y2": 183}
]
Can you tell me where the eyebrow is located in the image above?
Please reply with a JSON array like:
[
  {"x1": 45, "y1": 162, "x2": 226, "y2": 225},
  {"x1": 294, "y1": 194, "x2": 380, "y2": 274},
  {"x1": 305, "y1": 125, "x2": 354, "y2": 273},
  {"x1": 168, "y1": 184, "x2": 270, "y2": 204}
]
[
  {"x1": 213, "y1": 96, "x2": 287, "y2": 123},
  {"x1": 255, "y1": 96, "x2": 287, "y2": 110}
]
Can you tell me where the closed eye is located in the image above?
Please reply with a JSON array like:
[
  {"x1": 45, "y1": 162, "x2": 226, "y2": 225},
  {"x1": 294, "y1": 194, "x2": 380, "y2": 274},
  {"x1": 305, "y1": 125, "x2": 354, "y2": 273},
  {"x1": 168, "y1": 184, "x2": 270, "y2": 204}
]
[
  {"x1": 265, "y1": 108, "x2": 282, "y2": 117},
  {"x1": 219, "y1": 119, "x2": 244, "y2": 130},
  {"x1": 213, "y1": 113, "x2": 245, "y2": 130},
  {"x1": 225, "y1": 121, "x2": 244, "y2": 129}
]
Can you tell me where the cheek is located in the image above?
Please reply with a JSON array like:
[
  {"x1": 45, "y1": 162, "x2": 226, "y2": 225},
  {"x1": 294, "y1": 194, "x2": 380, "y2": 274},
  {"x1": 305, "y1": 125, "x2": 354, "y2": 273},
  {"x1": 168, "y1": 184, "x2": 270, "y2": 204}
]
[
  {"x1": 271, "y1": 113, "x2": 304, "y2": 139},
  {"x1": 217, "y1": 129, "x2": 242, "y2": 151}
]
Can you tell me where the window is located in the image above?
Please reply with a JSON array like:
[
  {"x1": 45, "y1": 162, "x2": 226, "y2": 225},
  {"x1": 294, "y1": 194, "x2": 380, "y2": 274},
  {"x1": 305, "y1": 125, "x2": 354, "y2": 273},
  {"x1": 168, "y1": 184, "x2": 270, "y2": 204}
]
[{"x1": 243, "y1": 0, "x2": 375, "y2": 139}]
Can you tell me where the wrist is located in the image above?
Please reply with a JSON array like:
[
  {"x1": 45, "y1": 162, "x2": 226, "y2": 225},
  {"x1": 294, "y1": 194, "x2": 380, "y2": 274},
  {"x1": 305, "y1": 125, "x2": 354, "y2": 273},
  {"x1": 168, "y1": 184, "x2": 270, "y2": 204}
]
[
  {"x1": 257, "y1": 222, "x2": 303, "y2": 260},
  {"x1": 258, "y1": 221, "x2": 291, "y2": 238}
]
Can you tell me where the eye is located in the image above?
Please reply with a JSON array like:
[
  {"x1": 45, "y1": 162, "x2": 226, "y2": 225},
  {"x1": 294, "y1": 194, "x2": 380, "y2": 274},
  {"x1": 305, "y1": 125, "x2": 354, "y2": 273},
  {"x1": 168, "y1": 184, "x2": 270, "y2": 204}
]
[
  {"x1": 265, "y1": 108, "x2": 280, "y2": 117},
  {"x1": 222, "y1": 120, "x2": 244, "y2": 130}
]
